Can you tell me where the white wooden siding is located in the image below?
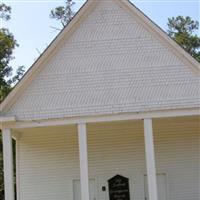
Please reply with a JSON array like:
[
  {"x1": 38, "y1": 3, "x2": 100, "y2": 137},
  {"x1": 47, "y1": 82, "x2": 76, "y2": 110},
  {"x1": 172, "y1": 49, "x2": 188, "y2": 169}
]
[
  {"x1": 16, "y1": 116, "x2": 200, "y2": 200},
  {"x1": 4, "y1": 0, "x2": 200, "y2": 121}
]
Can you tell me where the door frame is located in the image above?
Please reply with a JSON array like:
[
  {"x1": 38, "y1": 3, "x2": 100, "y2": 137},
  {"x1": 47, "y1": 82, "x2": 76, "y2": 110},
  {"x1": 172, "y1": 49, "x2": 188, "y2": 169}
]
[{"x1": 143, "y1": 172, "x2": 169, "y2": 200}]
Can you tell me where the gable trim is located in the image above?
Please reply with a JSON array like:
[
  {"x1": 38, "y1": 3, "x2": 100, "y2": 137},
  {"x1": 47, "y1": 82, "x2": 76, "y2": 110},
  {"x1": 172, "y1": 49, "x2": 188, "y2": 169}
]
[{"x1": 0, "y1": 0, "x2": 199, "y2": 114}]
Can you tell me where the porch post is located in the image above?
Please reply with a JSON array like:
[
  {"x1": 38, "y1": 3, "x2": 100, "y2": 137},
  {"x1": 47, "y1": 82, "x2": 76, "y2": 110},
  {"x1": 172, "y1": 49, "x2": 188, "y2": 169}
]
[
  {"x1": 78, "y1": 123, "x2": 90, "y2": 200},
  {"x1": 144, "y1": 119, "x2": 158, "y2": 200},
  {"x1": 2, "y1": 129, "x2": 14, "y2": 200}
]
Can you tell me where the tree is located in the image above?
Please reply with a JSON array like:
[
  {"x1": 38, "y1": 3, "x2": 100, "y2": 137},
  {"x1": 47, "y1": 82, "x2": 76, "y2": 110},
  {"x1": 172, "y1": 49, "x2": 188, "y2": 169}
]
[
  {"x1": 0, "y1": 5, "x2": 25, "y2": 103},
  {"x1": 50, "y1": 0, "x2": 75, "y2": 27},
  {"x1": 0, "y1": 28, "x2": 17, "y2": 102},
  {"x1": 167, "y1": 16, "x2": 200, "y2": 62},
  {"x1": 0, "y1": 3, "x2": 25, "y2": 199},
  {"x1": 0, "y1": 4, "x2": 15, "y2": 102}
]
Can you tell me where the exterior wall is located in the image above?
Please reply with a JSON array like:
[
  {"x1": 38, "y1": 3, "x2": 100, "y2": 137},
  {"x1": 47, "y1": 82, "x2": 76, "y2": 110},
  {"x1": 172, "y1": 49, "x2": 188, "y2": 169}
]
[
  {"x1": 5, "y1": 0, "x2": 200, "y2": 120},
  {"x1": 16, "y1": 116, "x2": 199, "y2": 200}
]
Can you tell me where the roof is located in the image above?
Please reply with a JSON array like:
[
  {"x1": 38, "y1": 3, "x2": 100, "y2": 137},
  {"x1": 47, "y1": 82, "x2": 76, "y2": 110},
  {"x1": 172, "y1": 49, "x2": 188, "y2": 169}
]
[{"x1": 0, "y1": 0, "x2": 199, "y2": 121}]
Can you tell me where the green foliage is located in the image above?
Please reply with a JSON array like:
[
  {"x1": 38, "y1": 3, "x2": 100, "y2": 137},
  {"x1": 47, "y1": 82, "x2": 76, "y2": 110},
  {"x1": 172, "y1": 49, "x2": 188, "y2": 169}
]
[
  {"x1": 0, "y1": 10, "x2": 25, "y2": 102},
  {"x1": 0, "y1": 28, "x2": 25, "y2": 102},
  {"x1": 50, "y1": 0, "x2": 75, "y2": 27},
  {"x1": 9, "y1": 65, "x2": 25, "y2": 85},
  {"x1": 0, "y1": 28, "x2": 17, "y2": 102},
  {"x1": 0, "y1": 3, "x2": 25, "y2": 199},
  {"x1": 0, "y1": 4, "x2": 13, "y2": 197},
  {"x1": 168, "y1": 16, "x2": 200, "y2": 62}
]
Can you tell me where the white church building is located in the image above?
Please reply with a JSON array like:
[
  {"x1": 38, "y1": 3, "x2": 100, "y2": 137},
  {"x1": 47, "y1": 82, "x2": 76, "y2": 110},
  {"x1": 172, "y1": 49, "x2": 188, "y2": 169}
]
[{"x1": 0, "y1": 1, "x2": 199, "y2": 200}]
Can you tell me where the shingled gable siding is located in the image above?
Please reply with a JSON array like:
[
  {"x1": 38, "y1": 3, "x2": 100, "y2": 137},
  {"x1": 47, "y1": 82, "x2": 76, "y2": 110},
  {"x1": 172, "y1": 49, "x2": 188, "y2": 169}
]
[
  {"x1": 5, "y1": 0, "x2": 200, "y2": 121},
  {"x1": 16, "y1": 117, "x2": 199, "y2": 200}
]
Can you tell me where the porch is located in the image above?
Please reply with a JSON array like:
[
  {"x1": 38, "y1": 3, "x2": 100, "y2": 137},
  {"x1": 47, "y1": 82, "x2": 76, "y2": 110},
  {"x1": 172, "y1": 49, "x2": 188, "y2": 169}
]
[{"x1": 2, "y1": 115, "x2": 199, "y2": 200}]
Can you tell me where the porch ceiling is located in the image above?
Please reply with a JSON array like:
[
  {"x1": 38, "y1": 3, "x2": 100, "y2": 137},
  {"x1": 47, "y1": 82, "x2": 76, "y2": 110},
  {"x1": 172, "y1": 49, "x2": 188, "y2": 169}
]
[{"x1": 12, "y1": 115, "x2": 199, "y2": 136}]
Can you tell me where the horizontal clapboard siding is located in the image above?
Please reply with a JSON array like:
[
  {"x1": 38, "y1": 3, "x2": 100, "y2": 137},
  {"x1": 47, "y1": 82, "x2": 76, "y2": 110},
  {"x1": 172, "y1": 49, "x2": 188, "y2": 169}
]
[{"x1": 16, "y1": 116, "x2": 199, "y2": 200}]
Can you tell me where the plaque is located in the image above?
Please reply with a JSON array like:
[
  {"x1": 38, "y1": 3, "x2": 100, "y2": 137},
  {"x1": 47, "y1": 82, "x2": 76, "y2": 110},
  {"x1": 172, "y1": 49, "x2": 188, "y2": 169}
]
[{"x1": 108, "y1": 174, "x2": 130, "y2": 200}]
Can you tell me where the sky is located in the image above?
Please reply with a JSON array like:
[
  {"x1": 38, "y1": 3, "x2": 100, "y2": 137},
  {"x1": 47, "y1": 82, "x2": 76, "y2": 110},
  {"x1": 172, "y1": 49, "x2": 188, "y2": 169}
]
[{"x1": 1, "y1": 0, "x2": 200, "y2": 73}]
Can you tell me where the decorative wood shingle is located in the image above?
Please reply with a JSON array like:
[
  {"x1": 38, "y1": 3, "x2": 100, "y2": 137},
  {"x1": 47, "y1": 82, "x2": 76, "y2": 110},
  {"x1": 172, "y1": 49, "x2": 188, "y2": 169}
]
[{"x1": 1, "y1": 0, "x2": 199, "y2": 121}]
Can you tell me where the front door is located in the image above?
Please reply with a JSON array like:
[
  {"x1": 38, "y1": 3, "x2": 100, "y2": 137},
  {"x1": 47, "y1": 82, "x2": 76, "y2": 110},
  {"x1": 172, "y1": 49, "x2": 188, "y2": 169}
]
[{"x1": 73, "y1": 179, "x2": 96, "y2": 200}]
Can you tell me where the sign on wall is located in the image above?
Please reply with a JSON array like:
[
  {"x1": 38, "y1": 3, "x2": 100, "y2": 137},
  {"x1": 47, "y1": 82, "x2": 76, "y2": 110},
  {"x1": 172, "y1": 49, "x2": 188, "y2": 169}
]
[{"x1": 108, "y1": 175, "x2": 130, "y2": 200}]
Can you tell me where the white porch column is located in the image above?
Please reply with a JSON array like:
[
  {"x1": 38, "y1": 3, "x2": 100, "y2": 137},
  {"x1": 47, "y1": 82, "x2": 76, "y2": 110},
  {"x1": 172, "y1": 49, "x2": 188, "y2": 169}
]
[
  {"x1": 144, "y1": 119, "x2": 158, "y2": 200},
  {"x1": 2, "y1": 129, "x2": 14, "y2": 200},
  {"x1": 78, "y1": 123, "x2": 90, "y2": 200}
]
